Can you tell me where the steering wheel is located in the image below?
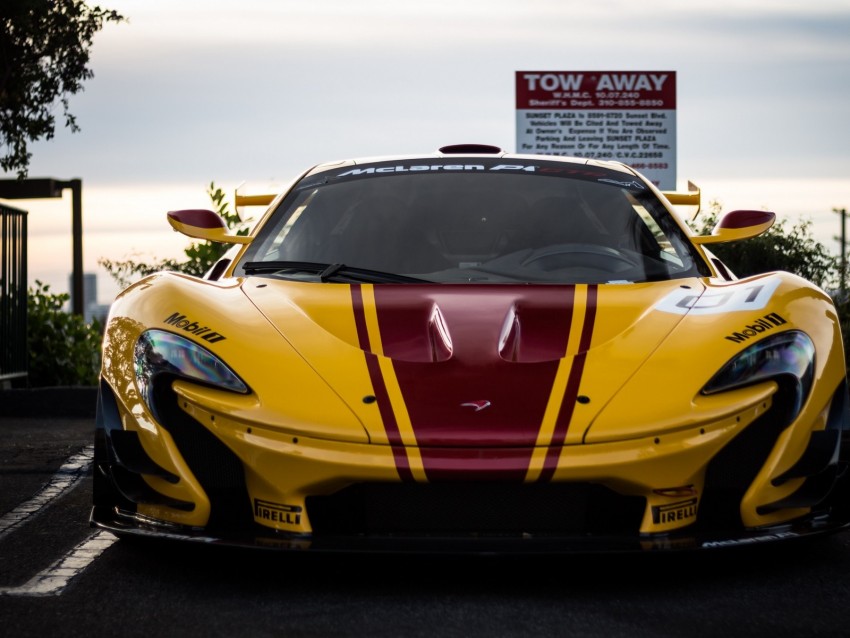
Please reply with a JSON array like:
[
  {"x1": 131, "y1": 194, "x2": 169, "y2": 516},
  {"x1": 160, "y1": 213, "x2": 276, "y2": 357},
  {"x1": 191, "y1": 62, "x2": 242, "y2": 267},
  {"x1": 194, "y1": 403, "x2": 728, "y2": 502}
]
[{"x1": 520, "y1": 243, "x2": 638, "y2": 272}]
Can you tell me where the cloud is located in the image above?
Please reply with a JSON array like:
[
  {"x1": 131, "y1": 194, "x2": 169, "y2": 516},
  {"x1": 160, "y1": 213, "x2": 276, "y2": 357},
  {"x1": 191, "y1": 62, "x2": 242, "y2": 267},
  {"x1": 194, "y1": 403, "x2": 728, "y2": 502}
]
[{"x1": 18, "y1": 0, "x2": 850, "y2": 185}]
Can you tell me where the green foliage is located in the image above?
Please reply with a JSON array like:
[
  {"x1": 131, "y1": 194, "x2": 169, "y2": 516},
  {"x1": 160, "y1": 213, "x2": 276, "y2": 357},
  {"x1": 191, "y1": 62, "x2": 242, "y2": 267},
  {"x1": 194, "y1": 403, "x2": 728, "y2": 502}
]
[
  {"x1": 26, "y1": 280, "x2": 102, "y2": 386},
  {"x1": 99, "y1": 182, "x2": 248, "y2": 288},
  {"x1": 690, "y1": 201, "x2": 839, "y2": 290},
  {"x1": 0, "y1": 1, "x2": 125, "y2": 176},
  {"x1": 95, "y1": 254, "x2": 185, "y2": 290}
]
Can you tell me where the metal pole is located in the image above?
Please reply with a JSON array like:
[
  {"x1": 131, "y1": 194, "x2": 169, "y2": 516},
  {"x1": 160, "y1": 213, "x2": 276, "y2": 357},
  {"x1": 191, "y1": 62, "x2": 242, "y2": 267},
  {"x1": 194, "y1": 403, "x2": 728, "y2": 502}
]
[
  {"x1": 59, "y1": 179, "x2": 84, "y2": 316},
  {"x1": 70, "y1": 179, "x2": 83, "y2": 316},
  {"x1": 835, "y1": 208, "x2": 847, "y2": 296}
]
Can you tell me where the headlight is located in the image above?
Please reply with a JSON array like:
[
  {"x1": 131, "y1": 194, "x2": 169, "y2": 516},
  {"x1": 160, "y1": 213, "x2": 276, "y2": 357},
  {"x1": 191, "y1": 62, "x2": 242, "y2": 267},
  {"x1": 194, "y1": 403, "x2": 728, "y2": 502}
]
[
  {"x1": 702, "y1": 330, "x2": 815, "y2": 417},
  {"x1": 134, "y1": 330, "x2": 249, "y2": 409}
]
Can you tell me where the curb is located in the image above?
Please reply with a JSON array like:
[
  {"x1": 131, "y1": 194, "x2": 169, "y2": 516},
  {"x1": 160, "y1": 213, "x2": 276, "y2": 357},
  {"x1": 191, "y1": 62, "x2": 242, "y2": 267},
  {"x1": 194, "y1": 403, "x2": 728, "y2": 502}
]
[{"x1": 0, "y1": 387, "x2": 98, "y2": 418}]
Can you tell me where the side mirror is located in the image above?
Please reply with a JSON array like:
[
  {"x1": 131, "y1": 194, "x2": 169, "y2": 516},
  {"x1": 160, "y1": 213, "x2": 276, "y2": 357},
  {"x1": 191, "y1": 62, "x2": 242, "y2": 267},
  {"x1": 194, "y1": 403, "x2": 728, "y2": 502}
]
[
  {"x1": 167, "y1": 209, "x2": 253, "y2": 244},
  {"x1": 691, "y1": 210, "x2": 775, "y2": 245}
]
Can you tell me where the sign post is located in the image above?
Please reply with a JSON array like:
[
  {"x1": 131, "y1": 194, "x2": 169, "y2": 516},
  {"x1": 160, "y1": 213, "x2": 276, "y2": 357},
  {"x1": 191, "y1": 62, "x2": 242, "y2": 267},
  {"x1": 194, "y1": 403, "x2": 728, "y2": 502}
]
[{"x1": 516, "y1": 71, "x2": 677, "y2": 189}]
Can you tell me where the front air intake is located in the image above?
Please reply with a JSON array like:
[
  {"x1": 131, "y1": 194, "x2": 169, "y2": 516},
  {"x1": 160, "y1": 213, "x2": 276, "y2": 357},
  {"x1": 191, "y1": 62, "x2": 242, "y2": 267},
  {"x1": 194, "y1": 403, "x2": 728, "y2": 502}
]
[{"x1": 307, "y1": 481, "x2": 645, "y2": 536}]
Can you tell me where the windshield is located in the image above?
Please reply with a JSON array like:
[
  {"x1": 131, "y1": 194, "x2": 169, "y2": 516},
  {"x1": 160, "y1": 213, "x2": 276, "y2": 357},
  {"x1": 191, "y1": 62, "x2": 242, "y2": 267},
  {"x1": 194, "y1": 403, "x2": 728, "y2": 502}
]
[{"x1": 237, "y1": 158, "x2": 707, "y2": 284}]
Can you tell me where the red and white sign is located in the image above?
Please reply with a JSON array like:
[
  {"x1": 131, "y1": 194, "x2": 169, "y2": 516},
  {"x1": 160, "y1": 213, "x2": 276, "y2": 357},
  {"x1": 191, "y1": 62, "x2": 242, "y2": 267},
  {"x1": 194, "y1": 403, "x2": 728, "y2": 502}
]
[{"x1": 515, "y1": 71, "x2": 677, "y2": 189}]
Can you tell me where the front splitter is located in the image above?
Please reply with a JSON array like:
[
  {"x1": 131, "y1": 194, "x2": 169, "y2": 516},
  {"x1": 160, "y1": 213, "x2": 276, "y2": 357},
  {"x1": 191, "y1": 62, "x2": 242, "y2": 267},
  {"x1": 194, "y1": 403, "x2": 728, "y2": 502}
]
[{"x1": 90, "y1": 505, "x2": 850, "y2": 555}]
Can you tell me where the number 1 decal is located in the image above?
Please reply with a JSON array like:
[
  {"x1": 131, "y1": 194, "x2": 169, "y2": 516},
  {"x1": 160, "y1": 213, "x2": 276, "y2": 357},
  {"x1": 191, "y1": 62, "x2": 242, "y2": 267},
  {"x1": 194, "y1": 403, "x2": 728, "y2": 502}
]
[{"x1": 655, "y1": 278, "x2": 781, "y2": 316}]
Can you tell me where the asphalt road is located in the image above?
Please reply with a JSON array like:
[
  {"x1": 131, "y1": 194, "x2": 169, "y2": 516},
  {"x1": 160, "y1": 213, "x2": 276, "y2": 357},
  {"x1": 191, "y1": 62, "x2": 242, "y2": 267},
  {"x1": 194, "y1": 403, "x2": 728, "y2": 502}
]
[{"x1": 3, "y1": 414, "x2": 850, "y2": 638}]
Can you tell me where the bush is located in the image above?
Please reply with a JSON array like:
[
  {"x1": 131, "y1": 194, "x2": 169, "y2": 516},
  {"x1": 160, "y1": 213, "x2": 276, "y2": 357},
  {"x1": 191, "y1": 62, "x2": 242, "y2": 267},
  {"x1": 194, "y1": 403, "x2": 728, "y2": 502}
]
[{"x1": 27, "y1": 280, "x2": 102, "y2": 386}]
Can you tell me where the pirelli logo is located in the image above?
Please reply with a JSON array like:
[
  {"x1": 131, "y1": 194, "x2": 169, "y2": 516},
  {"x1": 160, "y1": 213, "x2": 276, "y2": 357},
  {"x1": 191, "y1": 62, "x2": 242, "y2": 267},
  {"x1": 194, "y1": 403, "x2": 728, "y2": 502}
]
[
  {"x1": 254, "y1": 499, "x2": 302, "y2": 525},
  {"x1": 725, "y1": 313, "x2": 787, "y2": 343},
  {"x1": 651, "y1": 498, "x2": 698, "y2": 525},
  {"x1": 163, "y1": 311, "x2": 227, "y2": 343}
]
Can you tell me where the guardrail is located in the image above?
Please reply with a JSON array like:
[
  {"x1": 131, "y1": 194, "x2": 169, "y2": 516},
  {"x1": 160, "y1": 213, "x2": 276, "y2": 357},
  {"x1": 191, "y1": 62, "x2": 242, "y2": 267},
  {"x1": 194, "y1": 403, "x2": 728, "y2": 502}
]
[{"x1": 1, "y1": 203, "x2": 27, "y2": 385}]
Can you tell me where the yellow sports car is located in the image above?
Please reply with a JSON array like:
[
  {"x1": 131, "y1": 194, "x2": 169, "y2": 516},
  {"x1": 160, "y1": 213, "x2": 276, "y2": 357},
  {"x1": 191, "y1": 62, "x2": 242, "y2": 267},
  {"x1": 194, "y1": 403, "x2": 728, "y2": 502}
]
[{"x1": 91, "y1": 144, "x2": 850, "y2": 551}]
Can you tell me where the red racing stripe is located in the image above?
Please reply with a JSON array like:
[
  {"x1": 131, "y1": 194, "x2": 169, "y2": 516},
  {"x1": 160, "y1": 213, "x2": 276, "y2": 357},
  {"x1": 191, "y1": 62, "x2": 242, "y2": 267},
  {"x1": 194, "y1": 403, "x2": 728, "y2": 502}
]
[
  {"x1": 350, "y1": 284, "x2": 371, "y2": 351},
  {"x1": 350, "y1": 285, "x2": 413, "y2": 481},
  {"x1": 371, "y1": 285, "x2": 578, "y2": 481},
  {"x1": 539, "y1": 284, "x2": 598, "y2": 481}
]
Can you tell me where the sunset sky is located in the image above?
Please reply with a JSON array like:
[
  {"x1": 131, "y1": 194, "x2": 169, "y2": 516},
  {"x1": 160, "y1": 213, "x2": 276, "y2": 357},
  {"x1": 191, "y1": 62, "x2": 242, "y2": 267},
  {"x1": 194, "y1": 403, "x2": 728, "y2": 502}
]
[{"x1": 4, "y1": 0, "x2": 849, "y2": 303}]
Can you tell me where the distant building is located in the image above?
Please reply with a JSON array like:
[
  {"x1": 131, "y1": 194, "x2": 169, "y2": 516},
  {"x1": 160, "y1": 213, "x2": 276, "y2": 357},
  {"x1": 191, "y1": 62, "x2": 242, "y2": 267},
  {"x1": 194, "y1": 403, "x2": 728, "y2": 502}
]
[{"x1": 69, "y1": 272, "x2": 111, "y2": 324}]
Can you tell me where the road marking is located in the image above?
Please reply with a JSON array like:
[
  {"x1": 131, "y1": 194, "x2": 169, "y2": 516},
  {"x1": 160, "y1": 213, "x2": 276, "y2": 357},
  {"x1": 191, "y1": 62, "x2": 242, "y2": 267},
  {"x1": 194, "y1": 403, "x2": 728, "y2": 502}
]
[
  {"x1": 0, "y1": 530, "x2": 118, "y2": 597},
  {"x1": 0, "y1": 445, "x2": 94, "y2": 540},
  {"x1": 0, "y1": 444, "x2": 114, "y2": 597}
]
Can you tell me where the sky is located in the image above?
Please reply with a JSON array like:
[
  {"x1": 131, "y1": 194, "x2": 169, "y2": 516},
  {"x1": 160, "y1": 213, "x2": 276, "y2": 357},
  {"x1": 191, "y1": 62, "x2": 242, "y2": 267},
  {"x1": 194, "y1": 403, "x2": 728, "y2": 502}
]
[{"x1": 4, "y1": 0, "x2": 850, "y2": 305}]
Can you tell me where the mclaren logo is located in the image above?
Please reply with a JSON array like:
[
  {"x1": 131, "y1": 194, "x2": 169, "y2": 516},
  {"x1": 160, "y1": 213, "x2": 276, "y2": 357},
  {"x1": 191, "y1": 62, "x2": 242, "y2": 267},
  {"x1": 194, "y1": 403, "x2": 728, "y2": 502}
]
[
  {"x1": 164, "y1": 312, "x2": 227, "y2": 343},
  {"x1": 725, "y1": 313, "x2": 787, "y2": 343},
  {"x1": 461, "y1": 400, "x2": 491, "y2": 412}
]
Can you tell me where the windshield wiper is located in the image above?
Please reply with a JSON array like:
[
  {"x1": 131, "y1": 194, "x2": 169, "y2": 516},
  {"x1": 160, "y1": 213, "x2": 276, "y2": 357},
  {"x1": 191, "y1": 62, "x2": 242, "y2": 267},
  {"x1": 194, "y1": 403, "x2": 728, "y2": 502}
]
[
  {"x1": 243, "y1": 260, "x2": 329, "y2": 275},
  {"x1": 242, "y1": 261, "x2": 432, "y2": 283}
]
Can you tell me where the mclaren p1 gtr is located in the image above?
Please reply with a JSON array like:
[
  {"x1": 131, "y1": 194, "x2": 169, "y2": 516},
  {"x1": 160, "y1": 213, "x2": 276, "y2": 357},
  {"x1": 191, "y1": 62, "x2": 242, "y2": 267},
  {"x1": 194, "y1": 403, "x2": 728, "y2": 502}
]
[{"x1": 91, "y1": 144, "x2": 850, "y2": 552}]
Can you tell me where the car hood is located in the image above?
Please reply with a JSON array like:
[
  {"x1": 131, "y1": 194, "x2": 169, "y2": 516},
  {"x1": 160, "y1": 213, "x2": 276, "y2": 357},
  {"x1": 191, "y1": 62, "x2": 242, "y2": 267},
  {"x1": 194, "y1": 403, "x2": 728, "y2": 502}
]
[{"x1": 241, "y1": 279, "x2": 706, "y2": 448}]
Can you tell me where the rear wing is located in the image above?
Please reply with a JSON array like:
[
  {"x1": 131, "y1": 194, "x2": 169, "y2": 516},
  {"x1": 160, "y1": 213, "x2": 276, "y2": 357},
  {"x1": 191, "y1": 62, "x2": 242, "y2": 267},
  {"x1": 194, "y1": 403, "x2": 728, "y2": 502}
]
[
  {"x1": 235, "y1": 192, "x2": 277, "y2": 221},
  {"x1": 661, "y1": 181, "x2": 701, "y2": 219},
  {"x1": 235, "y1": 193, "x2": 276, "y2": 207}
]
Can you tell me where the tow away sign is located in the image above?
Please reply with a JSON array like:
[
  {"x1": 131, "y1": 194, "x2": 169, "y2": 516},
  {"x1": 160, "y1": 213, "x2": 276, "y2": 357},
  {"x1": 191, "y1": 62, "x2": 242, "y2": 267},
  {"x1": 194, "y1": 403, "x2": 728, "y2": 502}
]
[{"x1": 515, "y1": 71, "x2": 677, "y2": 189}]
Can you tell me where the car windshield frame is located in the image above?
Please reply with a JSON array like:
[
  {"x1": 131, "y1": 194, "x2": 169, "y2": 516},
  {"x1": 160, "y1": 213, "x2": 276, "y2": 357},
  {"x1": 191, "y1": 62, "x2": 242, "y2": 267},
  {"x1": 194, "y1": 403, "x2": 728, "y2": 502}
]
[{"x1": 236, "y1": 157, "x2": 709, "y2": 284}]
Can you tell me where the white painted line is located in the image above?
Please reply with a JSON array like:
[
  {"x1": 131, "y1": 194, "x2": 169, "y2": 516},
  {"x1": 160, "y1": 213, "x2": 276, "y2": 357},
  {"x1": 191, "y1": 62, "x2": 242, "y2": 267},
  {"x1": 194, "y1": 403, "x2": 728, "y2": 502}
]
[
  {"x1": 0, "y1": 530, "x2": 118, "y2": 597},
  {"x1": 0, "y1": 445, "x2": 94, "y2": 540}
]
